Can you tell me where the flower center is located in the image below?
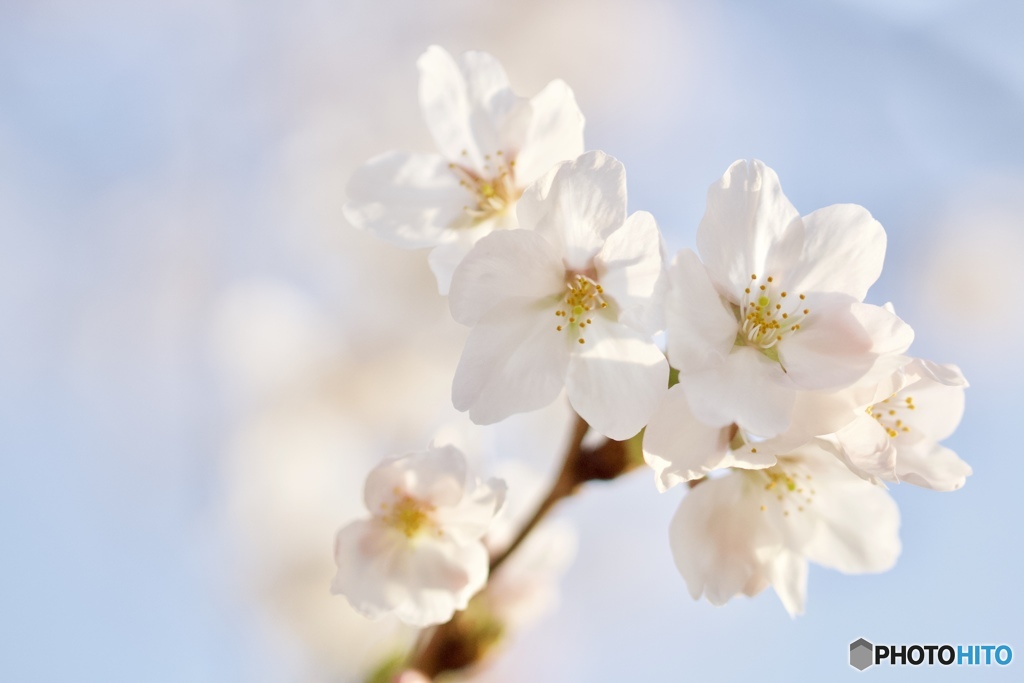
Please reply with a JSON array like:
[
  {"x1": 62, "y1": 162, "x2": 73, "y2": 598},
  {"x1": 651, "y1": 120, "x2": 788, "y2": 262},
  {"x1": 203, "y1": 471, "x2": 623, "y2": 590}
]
[
  {"x1": 737, "y1": 274, "x2": 809, "y2": 357},
  {"x1": 449, "y1": 149, "x2": 520, "y2": 226},
  {"x1": 752, "y1": 463, "x2": 816, "y2": 517},
  {"x1": 866, "y1": 394, "x2": 915, "y2": 439},
  {"x1": 381, "y1": 493, "x2": 433, "y2": 538},
  {"x1": 554, "y1": 273, "x2": 608, "y2": 345}
]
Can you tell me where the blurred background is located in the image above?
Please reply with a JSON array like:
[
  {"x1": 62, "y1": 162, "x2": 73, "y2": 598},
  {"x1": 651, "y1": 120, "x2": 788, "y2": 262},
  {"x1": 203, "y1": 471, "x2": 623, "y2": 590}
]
[{"x1": 2, "y1": 0, "x2": 1022, "y2": 680}]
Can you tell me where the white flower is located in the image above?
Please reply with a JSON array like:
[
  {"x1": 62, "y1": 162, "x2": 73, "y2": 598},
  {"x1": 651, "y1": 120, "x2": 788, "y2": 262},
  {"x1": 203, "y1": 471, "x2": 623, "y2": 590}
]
[
  {"x1": 448, "y1": 151, "x2": 668, "y2": 440},
  {"x1": 816, "y1": 357, "x2": 972, "y2": 490},
  {"x1": 344, "y1": 45, "x2": 585, "y2": 293},
  {"x1": 669, "y1": 444, "x2": 900, "y2": 616},
  {"x1": 667, "y1": 160, "x2": 914, "y2": 437},
  {"x1": 331, "y1": 445, "x2": 506, "y2": 627}
]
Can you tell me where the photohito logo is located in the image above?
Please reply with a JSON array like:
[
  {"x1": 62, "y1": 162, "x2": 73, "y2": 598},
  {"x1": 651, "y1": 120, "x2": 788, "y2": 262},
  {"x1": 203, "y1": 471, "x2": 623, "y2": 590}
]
[{"x1": 849, "y1": 638, "x2": 1013, "y2": 671}]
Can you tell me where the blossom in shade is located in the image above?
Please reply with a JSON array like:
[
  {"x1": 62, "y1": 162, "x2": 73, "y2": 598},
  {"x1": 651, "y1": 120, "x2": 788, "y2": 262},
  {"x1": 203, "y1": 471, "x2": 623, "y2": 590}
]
[
  {"x1": 667, "y1": 160, "x2": 913, "y2": 437},
  {"x1": 448, "y1": 151, "x2": 668, "y2": 440},
  {"x1": 344, "y1": 45, "x2": 585, "y2": 293},
  {"x1": 331, "y1": 445, "x2": 506, "y2": 627},
  {"x1": 669, "y1": 444, "x2": 900, "y2": 616}
]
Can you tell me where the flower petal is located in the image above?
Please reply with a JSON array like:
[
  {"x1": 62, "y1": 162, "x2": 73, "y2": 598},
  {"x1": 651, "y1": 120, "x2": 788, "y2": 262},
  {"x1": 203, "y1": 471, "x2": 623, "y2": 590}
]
[
  {"x1": 565, "y1": 321, "x2": 668, "y2": 440},
  {"x1": 643, "y1": 384, "x2": 733, "y2": 490},
  {"x1": 597, "y1": 210, "x2": 666, "y2": 336},
  {"x1": 417, "y1": 46, "x2": 530, "y2": 171},
  {"x1": 669, "y1": 474, "x2": 779, "y2": 607},
  {"x1": 513, "y1": 79, "x2": 586, "y2": 184},
  {"x1": 781, "y1": 204, "x2": 886, "y2": 300},
  {"x1": 517, "y1": 151, "x2": 627, "y2": 271},
  {"x1": 449, "y1": 229, "x2": 564, "y2": 326},
  {"x1": 696, "y1": 159, "x2": 803, "y2": 297},
  {"x1": 681, "y1": 346, "x2": 796, "y2": 437},
  {"x1": 344, "y1": 151, "x2": 466, "y2": 247},
  {"x1": 894, "y1": 439, "x2": 972, "y2": 491},
  {"x1": 893, "y1": 372, "x2": 966, "y2": 442},
  {"x1": 665, "y1": 249, "x2": 737, "y2": 374},
  {"x1": 766, "y1": 549, "x2": 808, "y2": 617},
  {"x1": 435, "y1": 477, "x2": 507, "y2": 545},
  {"x1": 363, "y1": 446, "x2": 466, "y2": 512},
  {"x1": 828, "y1": 416, "x2": 898, "y2": 484},
  {"x1": 452, "y1": 298, "x2": 571, "y2": 425}
]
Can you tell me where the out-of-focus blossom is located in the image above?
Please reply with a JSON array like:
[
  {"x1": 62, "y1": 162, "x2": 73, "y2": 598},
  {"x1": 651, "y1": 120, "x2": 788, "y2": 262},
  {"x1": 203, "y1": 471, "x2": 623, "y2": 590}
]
[
  {"x1": 344, "y1": 45, "x2": 585, "y2": 294},
  {"x1": 449, "y1": 151, "x2": 668, "y2": 440},
  {"x1": 669, "y1": 444, "x2": 900, "y2": 616},
  {"x1": 332, "y1": 445, "x2": 506, "y2": 627},
  {"x1": 667, "y1": 160, "x2": 913, "y2": 437}
]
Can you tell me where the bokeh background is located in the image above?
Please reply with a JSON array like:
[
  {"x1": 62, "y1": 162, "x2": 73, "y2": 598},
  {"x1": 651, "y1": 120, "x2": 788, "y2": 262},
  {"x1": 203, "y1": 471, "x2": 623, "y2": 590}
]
[{"x1": 2, "y1": 0, "x2": 1022, "y2": 681}]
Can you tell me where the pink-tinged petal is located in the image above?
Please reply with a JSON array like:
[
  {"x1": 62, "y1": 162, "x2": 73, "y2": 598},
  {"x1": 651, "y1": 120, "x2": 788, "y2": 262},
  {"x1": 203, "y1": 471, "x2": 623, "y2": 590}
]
[
  {"x1": 332, "y1": 519, "x2": 402, "y2": 620},
  {"x1": 766, "y1": 549, "x2": 808, "y2": 617},
  {"x1": 669, "y1": 474, "x2": 780, "y2": 606},
  {"x1": 449, "y1": 230, "x2": 564, "y2": 325},
  {"x1": 665, "y1": 249, "x2": 737, "y2": 374},
  {"x1": 783, "y1": 204, "x2": 886, "y2": 300},
  {"x1": 389, "y1": 539, "x2": 489, "y2": 627},
  {"x1": 513, "y1": 79, "x2": 586, "y2": 184},
  {"x1": 829, "y1": 416, "x2": 898, "y2": 483},
  {"x1": 696, "y1": 159, "x2": 803, "y2": 297},
  {"x1": 799, "y1": 456, "x2": 901, "y2": 574},
  {"x1": 895, "y1": 381, "x2": 965, "y2": 443},
  {"x1": 452, "y1": 298, "x2": 571, "y2": 425},
  {"x1": 643, "y1": 384, "x2": 734, "y2": 490},
  {"x1": 565, "y1": 321, "x2": 668, "y2": 440},
  {"x1": 363, "y1": 447, "x2": 467, "y2": 512},
  {"x1": 894, "y1": 439, "x2": 972, "y2": 491},
  {"x1": 597, "y1": 211, "x2": 666, "y2": 336},
  {"x1": 517, "y1": 151, "x2": 627, "y2": 271},
  {"x1": 681, "y1": 346, "x2": 796, "y2": 438},
  {"x1": 434, "y1": 477, "x2": 507, "y2": 545},
  {"x1": 344, "y1": 151, "x2": 467, "y2": 247},
  {"x1": 777, "y1": 294, "x2": 879, "y2": 391}
]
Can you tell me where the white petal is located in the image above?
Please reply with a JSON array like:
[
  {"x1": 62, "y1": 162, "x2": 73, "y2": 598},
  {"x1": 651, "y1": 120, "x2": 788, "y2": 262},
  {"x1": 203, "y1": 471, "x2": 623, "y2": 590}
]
[
  {"x1": 435, "y1": 476, "x2": 507, "y2": 545},
  {"x1": 596, "y1": 211, "x2": 667, "y2": 336},
  {"x1": 766, "y1": 549, "x2": 808, "y2": 617},
  {"x1": 449, "y1": 229, "x2": 564, "y2": 326},
  {"x1": 830, "y1": 416, "x2": 898, "y2": 483},
  {"x1": 389, "y1": 539, "x2": 489, "y2": 627},
  {"x1": 344, "y1": 151, "x2": 466, "y2": 247},
  {"x1": 669, "y1": 475, "x2": 779, "y2": 607},
  {"x1": 893, "y1": 373, "x2": 966, "y2": 442},
  {"x1": 696, "y1": 159, "x2": 803, "y2": 297},
  {"x1": 905, "y1": 358, "x2": 968, "y2": 388},
  {"x1": 513, "y1": 79, "x2": 586, "y2": 184},
  {"x1": 643, "y1": 384, "x2": 739, "y2": 490},
  {"x1": 799, "y1": 455, "x2": 901, "y2": 574},
  {"x1": 681, "y1": 346, "x2": 796, "y2": 437},
  {"x1": 363, "y1": 446, "x2": 467, "y2": 512},
  {"x1": 894, "y1": 439, "x2": 972, "y2": 491},
  {"x1": 428, "y1": 232, "x2": 480, "y2": 296},
  {"x1": 517, "y1": 151, "x2": 627, "y2": 271},
  {"x1": 417, "y1": 47, "x2": 530, "y2": 171},
  {"x1": 783, "y1": 204, "x2": 886, "y2": 300},
  {"x1": 778, "y1": 294, "x2": 880, "y2": 391},
  {"x1": 565, "y1": 321, "x2": 668, "y2": 440},
  {"x1": 452, "y1": 298, "x2": 571, "y2": 425},
  {"x1": 665, "y1": 249, "x2": 737, "y2": 374}
]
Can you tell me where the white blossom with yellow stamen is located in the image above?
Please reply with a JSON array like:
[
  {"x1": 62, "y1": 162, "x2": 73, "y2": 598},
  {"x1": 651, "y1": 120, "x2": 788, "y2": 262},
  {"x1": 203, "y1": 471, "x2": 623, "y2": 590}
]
[
  {"x1": 812, "y1": 357, "x2": 972, "y2": 490},
  {"x1": 448, "y1": 151, "x2": 668, "y2": 440},
  {"x1": 665, "y1": 159, "x2": 914, "y2": 437},
  {"x1": 669, "y1": 443, "x2": 900, "y2": 617},
  {"x1": 344, "y1": 45, "x2": 585, "y2": 294},
  {"x1": 331, "y1": 445, "x2": 506, "y2": 627}
]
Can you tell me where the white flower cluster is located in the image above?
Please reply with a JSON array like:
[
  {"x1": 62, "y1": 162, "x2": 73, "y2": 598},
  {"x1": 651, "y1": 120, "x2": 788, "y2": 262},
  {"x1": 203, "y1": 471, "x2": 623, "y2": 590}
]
[{"x1": 335, "y1": 45, "x2": 970, "y2": 638}]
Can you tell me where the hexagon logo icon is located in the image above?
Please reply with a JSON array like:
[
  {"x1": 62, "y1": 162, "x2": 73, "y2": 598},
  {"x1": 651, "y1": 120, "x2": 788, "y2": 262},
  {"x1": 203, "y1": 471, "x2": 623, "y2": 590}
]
[{"x1": 850, "y1": 638, "x2": 874, "y2": 671}]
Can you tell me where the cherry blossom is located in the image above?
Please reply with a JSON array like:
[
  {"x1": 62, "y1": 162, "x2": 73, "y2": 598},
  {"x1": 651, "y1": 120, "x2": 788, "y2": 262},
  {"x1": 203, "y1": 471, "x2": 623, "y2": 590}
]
[
  {"x1": 331, "y1": 445, "x2": 506, "y2": 627},
  {"x1": 344, "y1": 46, "x2": 585, "y2": 293}
]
